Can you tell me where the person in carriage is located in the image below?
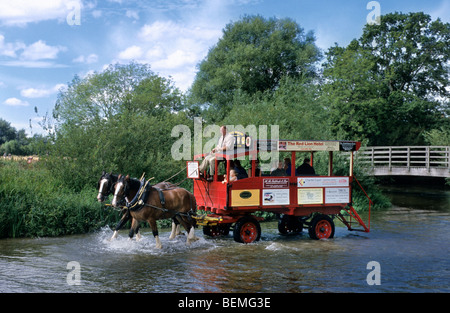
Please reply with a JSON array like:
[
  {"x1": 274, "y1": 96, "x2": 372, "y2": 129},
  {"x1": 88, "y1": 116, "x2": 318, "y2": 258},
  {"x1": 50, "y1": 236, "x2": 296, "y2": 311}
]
[{"x1": 199, "y1": 125, "x2": 234, "y2": 181}]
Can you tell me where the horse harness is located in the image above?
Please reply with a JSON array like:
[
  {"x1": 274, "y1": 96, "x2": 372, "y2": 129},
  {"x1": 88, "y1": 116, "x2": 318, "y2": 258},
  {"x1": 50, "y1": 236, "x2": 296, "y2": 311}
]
[{"x1": 126, "y1": 178, "x2": 195, "y2": 220}]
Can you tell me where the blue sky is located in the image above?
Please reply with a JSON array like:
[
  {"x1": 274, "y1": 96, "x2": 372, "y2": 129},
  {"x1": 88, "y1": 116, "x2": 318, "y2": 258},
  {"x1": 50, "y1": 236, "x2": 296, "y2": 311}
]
[{"x1": 0, "y1": 0, "x2": 449, "y2": 136}]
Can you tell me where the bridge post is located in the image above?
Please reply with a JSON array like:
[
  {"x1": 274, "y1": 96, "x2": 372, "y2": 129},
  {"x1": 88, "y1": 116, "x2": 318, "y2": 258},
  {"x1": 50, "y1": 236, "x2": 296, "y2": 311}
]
[
  {"x1": 388, "y1": 147, "x2": 392, "y2": 171},
  {"x1": 407, "y1": 147, "x2": 410, "y2": 173}
]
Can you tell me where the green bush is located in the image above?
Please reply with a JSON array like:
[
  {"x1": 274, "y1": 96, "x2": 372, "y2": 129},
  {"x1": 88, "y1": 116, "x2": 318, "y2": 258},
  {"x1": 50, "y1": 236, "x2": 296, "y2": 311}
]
[{"x1": 0, "y1": 160, "x2": 119, "y2": 238}]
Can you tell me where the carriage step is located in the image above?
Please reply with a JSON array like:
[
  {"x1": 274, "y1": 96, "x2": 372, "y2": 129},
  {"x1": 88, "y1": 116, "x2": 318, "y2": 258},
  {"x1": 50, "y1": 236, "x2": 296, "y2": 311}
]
[{"x1": 337, "y1": 206, "x2": 370, "y2": 233}]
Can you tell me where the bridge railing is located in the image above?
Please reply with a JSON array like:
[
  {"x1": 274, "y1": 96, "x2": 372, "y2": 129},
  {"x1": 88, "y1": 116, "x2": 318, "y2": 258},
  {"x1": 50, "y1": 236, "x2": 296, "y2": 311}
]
[{"x1": 356, "y1": 146, "x2": 450, "y2": 177}]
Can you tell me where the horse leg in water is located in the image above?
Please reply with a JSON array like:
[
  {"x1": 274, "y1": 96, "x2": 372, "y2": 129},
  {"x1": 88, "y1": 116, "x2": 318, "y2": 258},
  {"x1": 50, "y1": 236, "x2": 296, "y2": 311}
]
[
  {"x1": 128, "y1": 218, "x2": 141, "y2": 241},
  {"x1": 148, "y1": 219, "x2": 162, "y2": 249},
  {"x1": 176, "y1": 215, "x2": 199, "y2": 246},
  {"x1": 110, "y1": 210, "x2": 131, "y2": 241},
  {"x1": 168, "y1": 217, "x2": 183, "y2": 240}
]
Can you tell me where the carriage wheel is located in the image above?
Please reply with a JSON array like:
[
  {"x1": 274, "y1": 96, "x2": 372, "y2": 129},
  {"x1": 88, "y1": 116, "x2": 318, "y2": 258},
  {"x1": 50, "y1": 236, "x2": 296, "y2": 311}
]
[
  {"x1": 308, "y1": 214, "x2": 335, "y2": 240},
  {"x1": 203, "y1": 224, "x2": 230, "y2": 237},
  {"x1": 278, "y1": 215, "x2": 303, "y2": 235},
  {"x1": 233, "y1": 216, "x2": 261, "y2": 244}
]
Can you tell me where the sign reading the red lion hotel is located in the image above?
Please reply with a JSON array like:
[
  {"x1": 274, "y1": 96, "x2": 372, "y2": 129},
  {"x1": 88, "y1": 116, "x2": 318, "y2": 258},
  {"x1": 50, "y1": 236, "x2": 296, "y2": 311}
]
[{"x1": 278, "y1": 140, "x2": 340, "y2": 151}]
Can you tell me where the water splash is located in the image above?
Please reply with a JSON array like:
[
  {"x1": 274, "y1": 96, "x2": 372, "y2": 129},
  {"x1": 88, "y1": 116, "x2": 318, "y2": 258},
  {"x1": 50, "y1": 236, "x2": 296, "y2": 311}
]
[{"x1": 96, "y1": 227, "x2": 216, "y2": 255}]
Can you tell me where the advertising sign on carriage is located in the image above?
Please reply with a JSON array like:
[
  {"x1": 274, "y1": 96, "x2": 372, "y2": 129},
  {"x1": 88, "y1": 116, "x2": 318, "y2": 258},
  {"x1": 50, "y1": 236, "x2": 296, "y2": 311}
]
[
  {"x1": 297, "y1": 177, "x2": 349, "y2": 188},
  {"x1": 186, "y1": 161, "x2": 200, "y2": 179},
  {"x1": 278, "y1": 140, "x2": 340, "y2": 151},
  {"x1": 298, "y1": 188, "x2": 323, "y2": 204},
  {"x1": 325, "y1": 187, "x2": 350, "y2": 204}
]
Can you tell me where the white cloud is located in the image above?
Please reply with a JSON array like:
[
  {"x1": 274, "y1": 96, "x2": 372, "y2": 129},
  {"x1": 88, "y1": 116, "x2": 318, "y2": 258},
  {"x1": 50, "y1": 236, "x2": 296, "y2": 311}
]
[
  {"x1": 0, "y1": 35, "x2": 25, "y2": 58},
  {"x1": 126, "y1": 10, "x2": 139, "y2": 20},
  {"x1": 73, "y1": 53, "x2": 98, "y2": 64},
  {"x1": 0, "y1": 60, "x2": 67, "y2": 68},
  {"x1": 0, "y1": 36, "x2": 66, "y2": 67},
  {"x1": 153, "y1": 49, "x2": 197, "y2": 70},
  {"x1": 20, "y1": 40, "x2": 66, "y2": 60},
  {"x1": 0, "y1": 0, "x2": 78, "y2": 26},
  {"x1": 118, "y1": 45, "x2": 143, "y2": 60},
  {"x1": 114, "y1": 20, "x2": 222, "y2": 90},
  {"x1": 20, "y1": 84, "x2": 67, "y2": 98},
  {"x1": 3, "y1": 97, "x2": 29, "y2": 107}
]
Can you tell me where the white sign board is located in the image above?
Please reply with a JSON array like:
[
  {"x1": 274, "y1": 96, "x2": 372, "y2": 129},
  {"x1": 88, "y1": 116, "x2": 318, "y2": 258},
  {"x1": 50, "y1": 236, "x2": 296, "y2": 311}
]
[
  {"x1": 297, "y1": 177, "x2": 349, "y2": 188},
  {"x1": 325, "y1": 187, "x2": 350, "y2": 204},
  {"x1": 298, "y1": 188, "x2": 323, "y2": 205},
  {"x1": 187, "y1": 161, "x2": 199, "y2": 179},
  {"x1": 263, "y1": 189, "x2": 290, "y2": 206}
]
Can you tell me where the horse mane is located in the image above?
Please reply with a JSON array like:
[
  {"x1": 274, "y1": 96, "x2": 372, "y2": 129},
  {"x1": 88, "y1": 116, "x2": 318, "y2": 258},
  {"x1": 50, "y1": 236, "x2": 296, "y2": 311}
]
[{"x1": 127, "y1": 176, "x2": 142, "y2": 190}]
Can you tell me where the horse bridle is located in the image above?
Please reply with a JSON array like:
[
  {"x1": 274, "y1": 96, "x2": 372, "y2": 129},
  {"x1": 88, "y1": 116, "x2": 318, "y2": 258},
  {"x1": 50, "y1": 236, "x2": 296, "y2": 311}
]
[
  {"x1": 97, "y1": 174, "x2": 116, "y2": 201},
  {"x1": 112, "y1": 176, "x2": 130, "y2": 207}
]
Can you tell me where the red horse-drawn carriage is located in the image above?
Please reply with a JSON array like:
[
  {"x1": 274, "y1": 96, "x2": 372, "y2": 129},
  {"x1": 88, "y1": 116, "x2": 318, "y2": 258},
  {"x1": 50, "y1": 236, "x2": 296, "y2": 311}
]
[{"x1": 189, "y1": 135, "x2": 372, "y2": 243}]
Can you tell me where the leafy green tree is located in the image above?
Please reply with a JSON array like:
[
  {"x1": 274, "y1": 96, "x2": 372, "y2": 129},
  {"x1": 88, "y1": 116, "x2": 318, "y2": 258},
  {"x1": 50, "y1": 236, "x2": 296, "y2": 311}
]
[
  {"x1": 323, "y1": 12, "x2": 450, "y2": 145},
  {"x1": 50, "y1": 62, "x2": 189, "y2": 190},
  {"x1": 0, "y1": 118, "x2": 17, "y2": 146},
  {"x1": 424, "y1": 127, "x2": 450, "y2": 146},
  {"x1": 222, "y1": 77, "x2": 330, "y2": 140},
  {"x1": 53, "y1": 62, "x2": 154, "y2": 128},
  {"x1": 0, "y1": 119, "x2": 34, "y2": 155},
  {"x1": 190, "y1": 15, "x2": 321, "y2": 120}
]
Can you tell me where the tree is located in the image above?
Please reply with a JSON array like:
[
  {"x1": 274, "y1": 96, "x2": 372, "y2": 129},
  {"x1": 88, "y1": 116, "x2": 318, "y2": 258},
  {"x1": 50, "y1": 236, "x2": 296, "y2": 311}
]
[
  {"x1": 53, "y1": 62, "x2": 155, "y2": 129},
  {"x1": 0, "y1": 119, "x2": 34, "y2": 155},
  {"x1": 223, "y1": 76, "x2": 330, "y2": 140},
  {"x1": 50, "y1": 62, "x2": 189, "y2": 190},
  {"x1": 0, "y1": 119, "x2": 17, "y2": 146},
  {"x1": 323, "y1": 12, "x2": 450, "y2": 145},
  {"x1": 190, "y1": 15, "x2": 321, "y2": 120}
]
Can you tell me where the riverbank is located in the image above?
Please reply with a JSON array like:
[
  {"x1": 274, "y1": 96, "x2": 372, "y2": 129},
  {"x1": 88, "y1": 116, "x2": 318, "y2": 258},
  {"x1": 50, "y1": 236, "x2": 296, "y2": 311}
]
[{"x1": 0, "y1": 160, "x2": 119, "y2": 238}]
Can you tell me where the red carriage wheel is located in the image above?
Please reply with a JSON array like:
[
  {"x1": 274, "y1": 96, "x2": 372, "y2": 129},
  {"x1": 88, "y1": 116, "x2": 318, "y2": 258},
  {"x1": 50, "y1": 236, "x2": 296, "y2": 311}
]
[
  {"x1": 308, "y1": 214, "x2": 335, "y2": 240},
  {"x1": 233, "y1": 216, "x2": 261, "y2": 244}
]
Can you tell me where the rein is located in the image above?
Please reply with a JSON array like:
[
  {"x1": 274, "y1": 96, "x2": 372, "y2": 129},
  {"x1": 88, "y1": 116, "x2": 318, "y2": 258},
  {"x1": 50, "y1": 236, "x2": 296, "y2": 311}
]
[
  {"x1": 107, "y1": 166, "x2": 194, "y2": 219},
  {"x1": 120, "y1": 176, "x2": 194, "y2": 219}
]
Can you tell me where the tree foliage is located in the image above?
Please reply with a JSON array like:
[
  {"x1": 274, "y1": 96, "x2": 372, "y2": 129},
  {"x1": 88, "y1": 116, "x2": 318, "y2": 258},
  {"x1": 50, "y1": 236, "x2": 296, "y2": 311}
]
[
  {"x1": 0, "y1": 118, "x2": 42, "y2": 155},
  {"x1": 50, "y1": 63, "x2": 190, "y2": 190},
  {"x1": 323, "y1": 12, "x2": 449, "y2": 145},
  {"x1": 190, "y1": 15, "x2": 321, "y2": 120}
]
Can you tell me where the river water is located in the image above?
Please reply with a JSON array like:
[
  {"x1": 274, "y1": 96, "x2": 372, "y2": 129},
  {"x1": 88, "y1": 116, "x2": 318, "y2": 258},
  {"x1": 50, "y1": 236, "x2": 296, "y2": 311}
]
[{"x1": 0, "y1": 184, "x2": 449, "y2": 293}]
